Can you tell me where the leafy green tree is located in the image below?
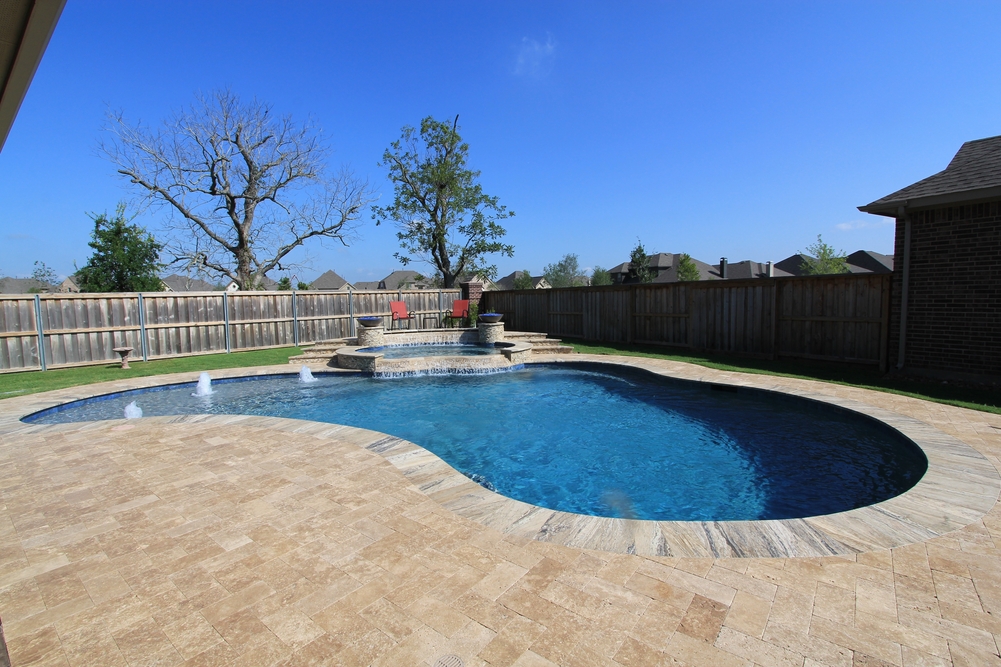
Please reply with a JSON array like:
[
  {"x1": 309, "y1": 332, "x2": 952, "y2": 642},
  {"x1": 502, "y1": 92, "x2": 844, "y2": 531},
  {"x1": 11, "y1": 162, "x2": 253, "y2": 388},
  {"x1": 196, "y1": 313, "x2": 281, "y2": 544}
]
[
  {"x1": 629, "y1": 240, "x2": 656, "y2": 283},
  {"x1": 296, "y1": 281, "x2": 311, "y2": 290},
  {"x1": 543, "y1": 253, "x2": 588, "y2": 288},
  {"x1": 676, "y1": 253, "x2": 701, "y2": 282},
  {"x1": 75, "y1": 205, "x2": 164, "y2": 292},
  {"x1": 801, "y1": 235, "x2": 850, "y2": 275},
  {"x1": 276, "y1": 277, "x2": 292, "y2": 290},
  {"x1": 373, "y1": 115, "x2": 514, "y2": 288},
  {"x1": 512, "y1": 271, "x2": 535, "y2": 290},
  {"x1": 590, "y1": 266, "x2": 612, "y2": 286}
]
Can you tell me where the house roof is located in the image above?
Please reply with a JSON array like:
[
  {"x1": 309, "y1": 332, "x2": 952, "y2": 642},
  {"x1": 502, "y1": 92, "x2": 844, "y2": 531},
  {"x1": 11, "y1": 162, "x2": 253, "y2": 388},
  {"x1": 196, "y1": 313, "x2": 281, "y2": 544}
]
[
  {"x1": 0, "y1": 277, "x2": 56, "y2": 293},
  {"x1": 773, "y1": 254, "x2": 811, "y2": 277},
  {"x1": 380, "y1": 270, "x2": 423, "y2": 290},
  {"x1": 311, "y1": 270, "x2": 352, "y2": 290},
  {"x1": 161, "y1": 274, "x2": 217, "y2": 292},
  {"x1": 651, "y1": 256, "x2": 722, "y2": 283},
  {"x1": 859, "y1": 135, "x2": 1001, "y2": 216},
  {"x1": 353, "y1": 281, "x2": 381, "y2": 290},
  {"x1": 494, "y1": 271, "x2": 549, "y2": 290},
  {"x1": 609, "y1": 253, "x2": 675, "y2": 276},
  {"x1": 846, "y1": 250, "x2": 893, "y2": 274}
]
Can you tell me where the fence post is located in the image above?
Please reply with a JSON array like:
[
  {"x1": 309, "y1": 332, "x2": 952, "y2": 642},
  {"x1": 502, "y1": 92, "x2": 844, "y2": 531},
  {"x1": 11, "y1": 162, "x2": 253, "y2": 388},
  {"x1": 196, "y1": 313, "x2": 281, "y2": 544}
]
[
  {"x1": 626, "y1": 286, "x2": 635, "y2": 344},
  {"x1": 33, "y1": 294, "x2": 46, "y2": 371},
  {"x1": 137, "y1": 293, "x2": 149, "y2": 362},
  {"x1": 223, "y1": 292, "x2": 232, "y2": 353},
  {"x1": 438, "y1": 290, "x2": 443, "y2": 327},
  {"x1": 770, "y1": 280, "x2": 779, "y2": 360},
  {"x1": 348, "y1": 288, "x2": 355, "y2": 338},
  {"x1": 292, "y1": 291, "x2": 299, "y2": 347}
]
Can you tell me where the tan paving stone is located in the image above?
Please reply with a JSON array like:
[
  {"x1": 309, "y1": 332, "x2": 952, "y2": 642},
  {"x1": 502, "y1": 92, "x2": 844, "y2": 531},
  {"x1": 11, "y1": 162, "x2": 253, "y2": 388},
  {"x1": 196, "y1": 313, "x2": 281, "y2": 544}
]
[{"x1": 2, "y1": 361, "x2": 1001, "y2": 665}]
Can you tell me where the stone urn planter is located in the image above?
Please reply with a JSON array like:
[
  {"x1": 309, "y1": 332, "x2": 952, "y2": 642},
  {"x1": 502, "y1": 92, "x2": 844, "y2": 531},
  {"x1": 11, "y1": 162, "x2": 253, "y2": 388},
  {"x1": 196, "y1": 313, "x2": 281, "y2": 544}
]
[{"x1": 478, "y1": 313, "x2": 503, "y2": 324}]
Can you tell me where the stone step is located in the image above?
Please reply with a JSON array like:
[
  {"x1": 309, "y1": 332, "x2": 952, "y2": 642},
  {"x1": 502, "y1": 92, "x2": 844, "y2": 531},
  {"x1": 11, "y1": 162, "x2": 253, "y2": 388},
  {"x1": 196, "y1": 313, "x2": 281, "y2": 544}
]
[{"x1": 531, "y1": 345, "x2": 575, "y2": 354}]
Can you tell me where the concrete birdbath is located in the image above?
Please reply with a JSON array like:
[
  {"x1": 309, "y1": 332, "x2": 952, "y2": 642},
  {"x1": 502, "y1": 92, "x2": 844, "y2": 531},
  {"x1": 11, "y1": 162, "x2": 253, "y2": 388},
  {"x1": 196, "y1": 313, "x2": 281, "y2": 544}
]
[{"x1": 112, "y1": 346, "x2": 133, "y2": 370}]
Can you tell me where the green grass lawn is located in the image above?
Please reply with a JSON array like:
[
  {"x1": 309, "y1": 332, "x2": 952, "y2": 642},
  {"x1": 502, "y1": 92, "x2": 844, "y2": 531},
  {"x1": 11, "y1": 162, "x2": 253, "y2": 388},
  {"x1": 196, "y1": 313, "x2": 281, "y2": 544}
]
[
  {"x1": 564, "y1": 339, "x2": 1001, "y2": 415},
  {"x1": 0, "y1": 347, "x2": 302, "y2": 400}
]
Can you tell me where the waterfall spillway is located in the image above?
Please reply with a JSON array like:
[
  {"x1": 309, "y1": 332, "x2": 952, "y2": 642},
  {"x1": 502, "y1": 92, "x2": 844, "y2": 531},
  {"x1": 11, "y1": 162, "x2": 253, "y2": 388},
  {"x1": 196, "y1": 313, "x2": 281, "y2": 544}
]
[
  {"x1": 192, "y1": 372, "x2": 214, "y2": 396},
  {"x1": 298, "y1": 366, "x2": 318, "y2": 383},
  {"x1": 124, "y1": 401, "x2": 143, "y2": 419}
]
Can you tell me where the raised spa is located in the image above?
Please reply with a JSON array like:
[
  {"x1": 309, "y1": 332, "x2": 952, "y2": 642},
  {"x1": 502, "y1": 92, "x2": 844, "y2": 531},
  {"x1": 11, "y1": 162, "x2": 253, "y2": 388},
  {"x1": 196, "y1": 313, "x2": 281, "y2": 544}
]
[
  {"x1": 357, "y1": 343, "x2": 505, "y2": 359},
  {"x1": 25, "y1": 363, "x2": 927, "y2": 522}
]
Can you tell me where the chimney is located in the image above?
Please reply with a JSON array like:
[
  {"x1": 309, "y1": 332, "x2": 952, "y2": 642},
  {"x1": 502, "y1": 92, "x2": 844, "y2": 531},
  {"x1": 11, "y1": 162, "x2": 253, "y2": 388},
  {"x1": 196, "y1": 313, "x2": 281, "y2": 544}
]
[
  {"x1": 719, "y1": 257, "x2": 728, "y2": 280},
  {"x1": 766, "y1": 261, "x2": 773, "y2": 278}
]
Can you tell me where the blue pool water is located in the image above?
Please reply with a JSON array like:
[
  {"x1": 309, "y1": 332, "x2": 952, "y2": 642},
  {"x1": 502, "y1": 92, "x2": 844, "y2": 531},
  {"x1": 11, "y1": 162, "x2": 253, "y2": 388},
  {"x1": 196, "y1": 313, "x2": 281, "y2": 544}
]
[
  {"x1": 26, "y1": 363, "x2": 927, "y2": 521},
  {"x1": 358, "y1": 343, "x2": 502, "y2": 359}
]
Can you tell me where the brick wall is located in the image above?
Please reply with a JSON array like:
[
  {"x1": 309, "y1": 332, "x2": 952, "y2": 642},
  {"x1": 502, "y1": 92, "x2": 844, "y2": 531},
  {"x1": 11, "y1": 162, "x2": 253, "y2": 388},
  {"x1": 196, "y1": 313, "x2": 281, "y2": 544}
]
[{"x1": 889, "y1": 201, "x2": 1001, "y2": 381}]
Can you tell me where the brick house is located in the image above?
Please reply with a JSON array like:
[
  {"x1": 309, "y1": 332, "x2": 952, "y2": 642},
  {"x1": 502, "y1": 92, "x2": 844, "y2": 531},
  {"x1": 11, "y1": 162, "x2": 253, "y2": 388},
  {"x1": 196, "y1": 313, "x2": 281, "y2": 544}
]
[{"x1": 859, "y1": 135, "x2": 1001, "y2": 383}]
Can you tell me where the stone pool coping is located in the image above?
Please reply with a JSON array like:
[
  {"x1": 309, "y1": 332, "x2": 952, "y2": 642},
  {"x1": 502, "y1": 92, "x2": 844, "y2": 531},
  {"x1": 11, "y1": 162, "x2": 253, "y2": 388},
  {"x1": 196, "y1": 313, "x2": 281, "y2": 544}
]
[{"x1": 0, "y1": 355, "x2": 997, "y2": 559}]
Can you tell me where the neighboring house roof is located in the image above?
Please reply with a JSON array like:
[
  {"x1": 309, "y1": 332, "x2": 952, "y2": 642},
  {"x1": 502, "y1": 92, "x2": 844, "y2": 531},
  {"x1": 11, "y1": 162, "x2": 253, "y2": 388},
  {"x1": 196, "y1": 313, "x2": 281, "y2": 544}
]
[
  {"x1": 0, "y1": 277, "x2": 56, "y2": 293},
  {"x1": 1, "y1": 0, "x2": 66, "y2": 153},
  {"x1": 494, "y1": 271, "x2": 549, "y2": 290},
  {"x1": 311, "y1": 270, "x2": 352, "y2": 291},
  {"x1": 380, "y1": 270, "x2": 424, "y2": 290},
  {"x1": 652, "y1": 256, "x2": 724, "y2": 283},
  {"x1": 846, "y1": 250, "x2": 893, "y2": 274},
  {"x1": 58, "y1": 276, "x2": 80, "y2": 293},
  {"x1": 609, "y1": 253, "x2": 675, "y2": 278},
  {"x1": 709, "y1": 260, "x2": 793, "y2": 280},
  {"x1": 353, "y1": 281, "x2": 381, "y2": 290},
  {"x1": 773, "y1": 254, "x2": 812, "y2": 277},
  {"x1": 160, "y1": 274, "x2": 217, "y2": 292},
  {"x1": 859, "y1": 135, "x2": 1001, "y2": 216}
]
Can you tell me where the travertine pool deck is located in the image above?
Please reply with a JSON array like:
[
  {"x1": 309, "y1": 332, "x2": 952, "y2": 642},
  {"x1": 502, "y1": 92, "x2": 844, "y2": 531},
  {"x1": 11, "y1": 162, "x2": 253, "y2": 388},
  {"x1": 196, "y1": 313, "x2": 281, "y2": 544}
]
[{"x1": 0, "y1": 354, "x2": 1000, "y2": 666}]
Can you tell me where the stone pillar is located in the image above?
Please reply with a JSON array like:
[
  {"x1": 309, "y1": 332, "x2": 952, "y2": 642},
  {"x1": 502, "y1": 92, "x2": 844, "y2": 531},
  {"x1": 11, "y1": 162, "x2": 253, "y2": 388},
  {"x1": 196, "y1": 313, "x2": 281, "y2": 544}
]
[
  {"x1": 461, "y1": 281, "x2": 483, "y2": 309},
  {"x1": 357, "y1": 325, "x2": 385, "y2": 348},
  {"x1": 478, "y1": 322, "x2": 504, "y2": 344}
]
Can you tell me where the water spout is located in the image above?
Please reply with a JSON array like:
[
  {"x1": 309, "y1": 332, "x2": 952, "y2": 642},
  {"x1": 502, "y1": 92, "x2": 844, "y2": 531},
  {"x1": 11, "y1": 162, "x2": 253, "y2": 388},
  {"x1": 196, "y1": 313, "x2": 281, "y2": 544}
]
[
  {"x1": 192, "y1": 372, "x2": 214, "y2": 396},
  {"x1": 298, "y1": 366, "x2": 318, "y2": 383},
  {"x1": 124, "y1": 401, "x2": 143, "y2": 419}
]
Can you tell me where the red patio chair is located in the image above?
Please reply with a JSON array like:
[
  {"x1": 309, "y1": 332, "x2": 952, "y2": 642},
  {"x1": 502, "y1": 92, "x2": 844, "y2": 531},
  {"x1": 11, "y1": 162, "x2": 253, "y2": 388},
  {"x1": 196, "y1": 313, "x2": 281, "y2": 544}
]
[
  {"x1": 389, "y1": 300, "x2": 415, "y2": 330},
  {"x1": 445, "y1": 299, "x2": 469, "y2": 327}
]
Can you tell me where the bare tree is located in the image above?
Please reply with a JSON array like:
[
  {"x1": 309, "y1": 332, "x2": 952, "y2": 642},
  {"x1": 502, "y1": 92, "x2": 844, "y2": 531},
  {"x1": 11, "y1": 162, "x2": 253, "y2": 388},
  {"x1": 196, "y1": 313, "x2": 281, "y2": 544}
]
[{"x1": 102, "y1": 90, "x2": 372, "y2": 290}]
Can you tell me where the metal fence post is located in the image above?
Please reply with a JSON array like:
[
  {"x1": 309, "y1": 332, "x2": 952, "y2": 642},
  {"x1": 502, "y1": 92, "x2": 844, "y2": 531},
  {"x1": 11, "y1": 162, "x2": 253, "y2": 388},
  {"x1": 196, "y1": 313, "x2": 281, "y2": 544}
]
[
  {"x1": 33, "y1": 294, "x2": 46, "y2": 371},
  {"x1": 292, "y1": 291, "x2": 299, "y2": 347},
  {"x1": 223, "y1": 292, "x2": 232, "y2": 353},
  {"x1": 137, "y1": 293, "x2": 149, "y2": 362},
  {"x1": 438, "y1": 290, "x2": 443, "y2": 328},
  {"x1": 348, "y1": 288, "x2": 355, "y2": 338}
]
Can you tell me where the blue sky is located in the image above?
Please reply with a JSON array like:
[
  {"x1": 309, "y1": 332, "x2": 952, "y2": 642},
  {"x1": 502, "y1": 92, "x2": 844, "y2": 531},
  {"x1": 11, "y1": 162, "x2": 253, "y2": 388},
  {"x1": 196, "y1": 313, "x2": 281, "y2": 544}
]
[{"x1": 2, "y1": 1, "x2": 1000, "y2": 284}]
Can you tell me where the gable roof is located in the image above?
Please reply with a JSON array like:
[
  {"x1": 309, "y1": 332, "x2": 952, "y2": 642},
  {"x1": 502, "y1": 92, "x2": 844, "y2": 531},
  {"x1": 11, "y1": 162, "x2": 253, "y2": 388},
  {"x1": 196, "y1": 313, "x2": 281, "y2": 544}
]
[
  {"x1": 161, "y1": 274, "x2": 217, "y2": 292},
  {"x1": 0, "y1": 276, "x2": 56, "y2": 293},
  {"x1": 859, "y1": 135, "x2": 1001, "y2": 216},
  {"x1": 846, "y1": 250, "x2": 893, "y2": 274},
  {"x1": 311, "y1": 270, "x2": 352, "y2": 290},
  {"x1": 353, "y1": 281, "x2": 381, "y2": 290},
  {"x1": 495, "y1": 271, "x2": 549, "y2": 290},
  {"x1": 380, "y1": 270, "x2": 423, "y2": 290}
]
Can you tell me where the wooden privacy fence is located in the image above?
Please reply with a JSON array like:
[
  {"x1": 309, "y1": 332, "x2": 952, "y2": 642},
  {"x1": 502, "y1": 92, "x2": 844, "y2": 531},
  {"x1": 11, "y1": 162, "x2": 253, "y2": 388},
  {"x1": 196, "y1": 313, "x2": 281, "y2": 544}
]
[
  {"x1": 0, "y1": 289, "x2": 460, "y2": 372},
  {"x1": 482, "y1": 274, "x2": 892, "y2": 369}
]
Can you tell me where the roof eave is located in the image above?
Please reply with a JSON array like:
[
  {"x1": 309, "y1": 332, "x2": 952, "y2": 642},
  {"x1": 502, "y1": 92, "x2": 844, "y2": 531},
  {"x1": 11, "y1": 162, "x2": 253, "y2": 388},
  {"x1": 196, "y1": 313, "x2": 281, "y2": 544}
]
[
  {"x1": 859, "y1": 184, "x2": 1001, "y2": 217},
  {"x1": 0, "y1": 0, "x2": 66, "y2": 153}
]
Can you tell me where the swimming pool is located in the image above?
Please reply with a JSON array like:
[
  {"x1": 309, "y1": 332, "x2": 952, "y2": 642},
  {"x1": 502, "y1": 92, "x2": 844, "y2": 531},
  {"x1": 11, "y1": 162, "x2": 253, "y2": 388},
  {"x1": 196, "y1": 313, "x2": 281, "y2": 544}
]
[{"x1": 26, "y1": 363, "x2": 927, "y2": 522}]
